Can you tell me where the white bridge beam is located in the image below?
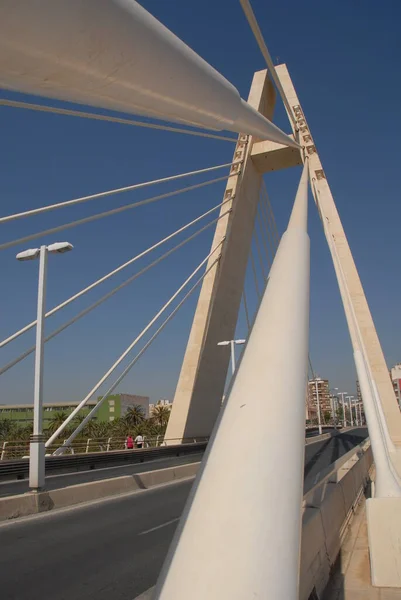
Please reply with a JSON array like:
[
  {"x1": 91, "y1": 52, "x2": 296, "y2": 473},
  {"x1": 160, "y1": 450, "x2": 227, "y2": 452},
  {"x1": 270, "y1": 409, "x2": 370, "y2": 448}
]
[{"x1": 0, "y1": 0, "x2": 297, "y2": 148}]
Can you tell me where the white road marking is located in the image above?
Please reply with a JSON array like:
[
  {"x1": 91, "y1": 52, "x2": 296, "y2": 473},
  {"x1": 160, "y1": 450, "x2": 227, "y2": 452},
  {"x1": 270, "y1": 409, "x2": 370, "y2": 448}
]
[{"x1": 138, "y1": 518, "x2": 180, "y2": 536}]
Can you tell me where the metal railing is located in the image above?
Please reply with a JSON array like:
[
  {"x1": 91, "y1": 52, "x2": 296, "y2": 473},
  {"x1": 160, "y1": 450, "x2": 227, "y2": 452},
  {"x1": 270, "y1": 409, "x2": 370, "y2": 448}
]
[
  {"x1": 0, "y1": 439, "x2": 208, "y2": 482},
  {"x1": 0, "y1": 436, "x2": 209, "y2": 461}
]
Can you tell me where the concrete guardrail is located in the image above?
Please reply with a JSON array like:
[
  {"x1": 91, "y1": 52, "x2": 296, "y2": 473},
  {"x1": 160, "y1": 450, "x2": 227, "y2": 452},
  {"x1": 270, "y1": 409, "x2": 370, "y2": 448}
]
[
  {"x1": 0, "y1": 461, "x2": 200, "y2": 522},
  {"x1": 300, "y1": 438, "x2": 373, "y2": 599}
]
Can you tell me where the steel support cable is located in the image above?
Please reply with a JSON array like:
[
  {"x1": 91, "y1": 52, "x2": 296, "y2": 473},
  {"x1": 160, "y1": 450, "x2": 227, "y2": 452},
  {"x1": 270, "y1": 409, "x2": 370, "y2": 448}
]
[
  {"x1": 262, "y1": 181, "x2": 280, "y2": 248},
  {"x1": 46, "y1": 242, "x2": 224, "y2": 447},
  {"x1": 1, "y1": 198, "x2": 232, "y2": 349},
  {"x1": 0, "y1": 99, "x2": 237, "y2": 143},
  {"x1": 249, "y1": 246, "x2": 261, "y2": 299},
  {"x1": 239, "y1": 0, "x2": 297, "y2": 127},
  {"x1": 268, "y1": 200, "x2": 280, "y2": 248},
  {"x1": 242, "y1": 291, "x2": 251, "y2": 331},
  {"x1": 257, "y1": 189, "x2": 276, "y2": 261},
  {"x1": 258, "y1": 185, "x2": 272, "y2": 239},
  {"x1": 0, "y1": 175, "x2": 233, "y2": 252},
  {"x1": 255, "y1": 207, "x2": 271, "y2": 268},
  {"x1": 0, "y1": 210, "x2": 230, "y2": 376},
  {"x1": 262, "y1": 192, "x2": 279, "y2": 258},
  {"x1": 253, "y1": 228, "x2": 267, "y2": 280},
  {"x1": 0, "y1": 162, "x2": 239, "y2": 224},
  {"x1": 260, "y1": 184, "x2": 278, "y2": 255},
  {"x1": 55, "y1": 257, "x2": 220, "y2": 452}
]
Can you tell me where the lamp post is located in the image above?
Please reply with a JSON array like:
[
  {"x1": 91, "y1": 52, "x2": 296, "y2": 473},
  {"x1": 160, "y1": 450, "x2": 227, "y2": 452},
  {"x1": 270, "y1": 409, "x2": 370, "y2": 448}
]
[
  {"x1": 346, "y1": 395, "x2": 355, "y2": 427},
  {"x1": 217, "y1": 339, "x2": 246, "y2": 376},
  {"x1": 16, "y1": 242, "x2": 73, "y2": 490},
  {"x1": 337, "y1": 391, "x2": 348, "y2": 427},
  {"x1": 314, "y1": 378, "x2": 323, "y2": 435},
  {"x1": 359, "y1": 402, "x2": 364, "y2": 425},
  {"x1": 356, "y1": 402, "x2": 361, "y2": 426},
  {"x1": 330, "y1": 387, "x2": 339, "y2": 427}
]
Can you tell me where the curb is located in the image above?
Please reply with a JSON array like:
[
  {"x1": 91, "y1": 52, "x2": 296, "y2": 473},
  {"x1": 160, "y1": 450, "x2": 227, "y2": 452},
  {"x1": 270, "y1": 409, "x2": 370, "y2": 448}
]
[
  {"x1": 134, "y1": 587, "x2": 155, "y2": 599},
  {"x1": 0, "y1": 462, "x2": 200, "y2": 522}
]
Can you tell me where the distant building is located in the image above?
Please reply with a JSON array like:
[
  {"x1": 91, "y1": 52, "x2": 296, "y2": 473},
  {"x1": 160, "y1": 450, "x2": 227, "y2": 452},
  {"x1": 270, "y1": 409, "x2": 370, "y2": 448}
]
[
  {"x1": 149, "y1": 399, "x2": 173, "y2": 415},
  {"x1": 356, "y1": 380, "x2": 362, "y2": 404},
  {"x1": 305, "y1": 393, "x2": 316, "y2": 422},
  {"x1": 307, "y1": 377, "x2": 332, "y2": 420},
  {"x1": 390, "y1": 364, "x2": 401, "y2": 410},
  {"x1": 0, "y1": 393, "x2": 149, "y2": 426},
  {"x1": 98, "y1": 393, "x2": 150, "y2": 421},
  {"x1": 0, "y1": 400, "x2": 99, "y2": 427}
]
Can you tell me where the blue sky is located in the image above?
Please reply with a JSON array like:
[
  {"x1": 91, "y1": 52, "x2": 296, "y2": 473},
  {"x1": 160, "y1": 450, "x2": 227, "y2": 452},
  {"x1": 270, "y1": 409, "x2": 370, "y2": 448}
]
[{"x1": 1, "y1": 0, "x2": 401, "y2": 406}]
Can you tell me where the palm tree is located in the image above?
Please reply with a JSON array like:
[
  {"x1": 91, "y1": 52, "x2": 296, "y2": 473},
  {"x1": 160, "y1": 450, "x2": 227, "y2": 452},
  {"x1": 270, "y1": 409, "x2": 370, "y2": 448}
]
[
  {"x1": 151, "y1": 405, "x2": 171, "y2": 429},
  {"x1": 89, "y1": 421, "x2": 110, "y2": 439},
  {"x1": 47, "y1": 411, "x2": 69, "y2": 434},
  {"x1": 0, "y1": 419, "x2": 18, "y2": 440},
  {"x1": 124, "y1": 405, "x2": 145, "y2": 427}
]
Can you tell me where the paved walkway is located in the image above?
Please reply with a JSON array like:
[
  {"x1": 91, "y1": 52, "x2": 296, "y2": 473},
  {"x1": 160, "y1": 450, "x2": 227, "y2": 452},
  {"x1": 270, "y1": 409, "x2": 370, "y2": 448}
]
[{"x1": 324, "y1": 491, "x2": 401, "y2": 600}]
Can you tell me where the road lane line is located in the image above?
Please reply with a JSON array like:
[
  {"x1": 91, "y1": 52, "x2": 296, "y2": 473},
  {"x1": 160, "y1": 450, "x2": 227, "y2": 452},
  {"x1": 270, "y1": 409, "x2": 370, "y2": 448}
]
[{"x1": 138, "y1": 518, "x2": 180, "y2": 536}]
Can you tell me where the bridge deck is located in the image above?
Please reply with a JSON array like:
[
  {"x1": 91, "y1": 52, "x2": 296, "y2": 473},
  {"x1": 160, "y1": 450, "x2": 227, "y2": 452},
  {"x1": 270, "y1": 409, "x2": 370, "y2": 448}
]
[{"x1": 0, "y1": 429, "x2": 368, "y2": 600}]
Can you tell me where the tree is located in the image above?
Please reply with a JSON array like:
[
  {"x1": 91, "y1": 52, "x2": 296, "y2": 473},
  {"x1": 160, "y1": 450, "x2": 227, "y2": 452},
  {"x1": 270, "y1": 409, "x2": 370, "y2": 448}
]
[
  {"x1": 87, "y1": 421, "x2": 110, "y2": 438},
  {"x1": 124, "y1": 405, "x2": 145, "y2": 427},
  {"x1": 47, "y1": 411, "x2": 69, "y2": 434},
  {"x1": 323, "y1": 411, "x2": 332, "y2": 424},
  {"x1": 0, "y1": 419, "x2": 18, "y2": 440},
  {"x1": 151, "y1": 405, "x2": 171, "y2": 429}
]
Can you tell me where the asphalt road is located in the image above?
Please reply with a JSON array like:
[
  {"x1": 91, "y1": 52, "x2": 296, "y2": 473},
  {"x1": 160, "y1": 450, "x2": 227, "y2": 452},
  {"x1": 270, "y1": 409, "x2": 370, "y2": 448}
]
[
  {"x1": 304, "y1": 427, "x2": 367, "y2": 492},
  {"x1": 0, "y1": 428, "x2": 368, "y2": 600}
]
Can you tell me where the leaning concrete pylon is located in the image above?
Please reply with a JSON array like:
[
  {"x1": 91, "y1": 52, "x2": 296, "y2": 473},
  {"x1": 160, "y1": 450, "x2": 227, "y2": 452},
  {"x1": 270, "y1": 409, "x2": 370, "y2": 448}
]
[
  {"x1": 0, "y1": 0, "x2": 297, "y2": 148},
  {"x1": 154, "y1": 163, "x2": 310, "y2": 600}
]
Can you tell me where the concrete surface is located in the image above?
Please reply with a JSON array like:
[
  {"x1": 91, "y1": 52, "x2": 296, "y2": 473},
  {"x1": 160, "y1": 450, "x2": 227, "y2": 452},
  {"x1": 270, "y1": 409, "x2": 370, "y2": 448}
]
[
  {"x1": 323, "y1": 492, "x2": 401, "y2": 599},
  {"x1": 135, "y1": 589, "x2": 155, "y2": 600},
  {"x1": 366, "y1": 498, "x2": 401, "y2": 588}
]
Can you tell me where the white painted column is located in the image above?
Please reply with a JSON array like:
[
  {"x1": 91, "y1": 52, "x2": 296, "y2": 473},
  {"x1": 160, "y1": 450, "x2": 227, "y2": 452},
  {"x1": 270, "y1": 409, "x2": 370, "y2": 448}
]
[
  {"x1": 29, "y1": 245, "x2": 47, "y2": 491},
  {"x1": 154, "y1": 164, "x2": 310, "y2": 600}
]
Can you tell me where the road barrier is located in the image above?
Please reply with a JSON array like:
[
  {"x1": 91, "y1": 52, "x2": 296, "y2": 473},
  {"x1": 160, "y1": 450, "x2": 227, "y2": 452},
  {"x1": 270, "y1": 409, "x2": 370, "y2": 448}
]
[
  {"x1": 300, "y1": 438, "x2": 373, "y2": 599},
  {"x1": 0, "y1": 441, "x2": 207, "y2": 482},
  {"x1": 0, "y1": 436, "x2": 207, "y2": 461},
  {"x1": 0, "y1": 461, "x2": 201, "y2": 522}
]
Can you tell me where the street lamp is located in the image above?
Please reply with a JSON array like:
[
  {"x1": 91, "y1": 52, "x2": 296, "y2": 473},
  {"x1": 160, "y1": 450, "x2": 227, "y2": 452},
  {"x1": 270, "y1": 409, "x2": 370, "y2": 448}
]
[
  {"x1": 17, "y1": 242, "x2": 73, "y2": 491},
  {"x1": 337, "y1": 391, "x2": 348, "y2": 427},
  {"x1": 346, "y1": 395, "x2": 355, "y2": 427},
  {"x1": 330, "y1": 387, "x2": 339, "y2": 428},
  {"x1": 314, "y1": 378, "x2": 323, "y2": 435},
  {"x1": 217, "y1": 339, "x2": 246, "y2": 376}
]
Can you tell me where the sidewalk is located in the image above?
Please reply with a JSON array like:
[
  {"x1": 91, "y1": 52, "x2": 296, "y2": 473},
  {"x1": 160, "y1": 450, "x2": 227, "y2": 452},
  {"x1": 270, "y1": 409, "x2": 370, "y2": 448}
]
[{"x1": 323, "y1": 490, "x2": 401, "y2": 600}]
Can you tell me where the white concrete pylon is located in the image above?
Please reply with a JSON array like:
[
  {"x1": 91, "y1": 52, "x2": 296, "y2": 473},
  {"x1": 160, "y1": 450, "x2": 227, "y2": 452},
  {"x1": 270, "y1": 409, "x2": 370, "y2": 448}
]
[
  {"x1": 154, "y1": 164, "x2": 310, "y2": 599},
  {"x1": 0, "y1": 0, "x2": 297, "y2": 149}
]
